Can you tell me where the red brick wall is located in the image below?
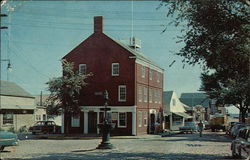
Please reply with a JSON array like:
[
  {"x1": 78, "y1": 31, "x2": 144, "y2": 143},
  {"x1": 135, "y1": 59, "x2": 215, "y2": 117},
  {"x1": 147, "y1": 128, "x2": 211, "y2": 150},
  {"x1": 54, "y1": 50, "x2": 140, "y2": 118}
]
[
  {"x1": 64, "y1": 33, "x2": 136, "y2": 106},
  {"x1": 135, "y1": 63, "x2": 163, "y2": 135}
]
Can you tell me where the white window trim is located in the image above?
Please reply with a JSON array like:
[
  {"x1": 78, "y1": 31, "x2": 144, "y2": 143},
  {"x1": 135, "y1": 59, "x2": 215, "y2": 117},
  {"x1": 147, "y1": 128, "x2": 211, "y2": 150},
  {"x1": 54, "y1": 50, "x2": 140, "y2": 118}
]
[
  {"x1": 112, "y1": 63, "x2": 119, "y2": 76},
  {"x1": 138, "y1": 87, "x2": 142, "y2": 102},
  {"x1": 141, "y1": 66, "x2": 145, "y2": 78},
  {"x1": 149, "y1": 69, "x2": 153, "y2": 80},
  {"x1": 149, "y1": 88, "x2": 152, "y2": 103},
  {"x1": 144, "y1": 87, "x2": 148, "y2": 102},
  {"x1": 118, "y1": 112, "x2": 127, "y2": 128},
  {"x1": 158, "y1": 90, "x2": 161, "y2": 104},
  {"x1": 138, "y1": 111, "x2": 142, "y2": 127},
  {"x1": 154, "y1": 89, "x2": 158, "y2": 104},
  {"x1": 79, "y1": 64, "x2": 86, "y2": 75},
  {"x1": 157, "y1": 72, "x2": 160, "y2": 83},
  {"x1": 118, "y1": 85, "x2": 126, "y2": 102},
  {"x1": 144, "y1": 111, "x2": 148, "y2": 126}
]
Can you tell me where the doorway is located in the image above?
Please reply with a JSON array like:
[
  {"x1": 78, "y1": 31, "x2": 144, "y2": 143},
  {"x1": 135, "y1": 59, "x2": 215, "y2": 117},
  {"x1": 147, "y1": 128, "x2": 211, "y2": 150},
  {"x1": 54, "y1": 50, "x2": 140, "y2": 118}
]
[{"x1": 88, "y1": 112, "x2": 97, "y2": 134}]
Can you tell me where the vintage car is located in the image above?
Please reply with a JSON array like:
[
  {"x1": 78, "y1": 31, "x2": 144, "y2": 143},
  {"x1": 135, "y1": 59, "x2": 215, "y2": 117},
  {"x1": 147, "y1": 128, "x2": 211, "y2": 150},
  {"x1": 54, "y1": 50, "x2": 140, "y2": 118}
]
[
  {"x1": 231, "y1": 126, "x2": 250, "y2": 159},
  {"x1": 179, "y1": 122, "x2": 198, "y2": 134},
  {"x1": 29, "y1": 121, "x2": 61, "y2": 135},
  {"x1": 0, "y1": 131, "x2": 18, "y2": 152},
  {"x1": 230, "y1": 123, "x2": 246, "y2": 138}
]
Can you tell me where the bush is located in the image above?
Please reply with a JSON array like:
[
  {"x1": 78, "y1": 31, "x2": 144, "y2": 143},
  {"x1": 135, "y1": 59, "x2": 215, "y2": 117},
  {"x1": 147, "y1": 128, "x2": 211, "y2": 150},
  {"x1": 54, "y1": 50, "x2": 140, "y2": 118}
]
[
  {"x1": 7, "y1": 127, "x2": 16, "y2": 133},
  {"x1": 18, "y1": 126, "x2": 28, "y2": 133}
]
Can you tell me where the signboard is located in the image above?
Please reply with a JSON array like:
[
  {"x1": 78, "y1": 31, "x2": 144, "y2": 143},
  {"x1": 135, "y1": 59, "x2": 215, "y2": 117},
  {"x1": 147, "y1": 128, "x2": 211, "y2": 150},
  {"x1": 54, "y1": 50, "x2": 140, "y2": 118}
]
[
  {"x1": 100, "y1": 108, "x2": 111, "y2": 111},
  {"x1": 94, "y1": 92, "x2": 103, "y2": 96}
]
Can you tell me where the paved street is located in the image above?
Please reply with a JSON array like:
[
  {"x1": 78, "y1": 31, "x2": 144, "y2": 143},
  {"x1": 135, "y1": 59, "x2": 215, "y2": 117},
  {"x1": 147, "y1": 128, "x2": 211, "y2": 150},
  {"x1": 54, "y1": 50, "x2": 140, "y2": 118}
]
[{"x1": 0, "y1": 131, "x2": 234, "y2": 160}]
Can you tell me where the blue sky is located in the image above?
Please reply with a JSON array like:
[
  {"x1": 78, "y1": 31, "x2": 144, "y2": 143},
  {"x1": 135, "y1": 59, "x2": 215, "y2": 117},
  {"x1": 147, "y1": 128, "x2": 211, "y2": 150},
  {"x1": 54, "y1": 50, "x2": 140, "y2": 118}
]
[{"x1": 1, "y1": 1, "x2": 206, "y2": 98}]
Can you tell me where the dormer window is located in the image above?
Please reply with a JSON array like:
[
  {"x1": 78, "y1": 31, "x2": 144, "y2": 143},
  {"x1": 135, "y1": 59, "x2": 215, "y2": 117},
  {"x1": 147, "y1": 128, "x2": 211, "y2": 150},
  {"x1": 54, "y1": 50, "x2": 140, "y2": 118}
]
[
  {"x1": 79, "y1": 64, "x2": 86, "y2": 75},
  {"x1": 112, "y1": 63, "x2": 119, "y2": 76}
]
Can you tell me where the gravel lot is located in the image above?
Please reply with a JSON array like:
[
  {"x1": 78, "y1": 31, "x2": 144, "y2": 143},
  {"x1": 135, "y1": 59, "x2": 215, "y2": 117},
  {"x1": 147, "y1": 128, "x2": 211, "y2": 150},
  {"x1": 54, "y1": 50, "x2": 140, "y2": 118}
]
[{"x1": 0, "y1": 131, "x2": 234, "y2": 160}]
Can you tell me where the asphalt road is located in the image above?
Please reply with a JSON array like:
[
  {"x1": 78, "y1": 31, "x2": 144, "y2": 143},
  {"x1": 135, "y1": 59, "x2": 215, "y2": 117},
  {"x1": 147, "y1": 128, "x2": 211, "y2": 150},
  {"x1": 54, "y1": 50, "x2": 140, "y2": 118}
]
[{"x1": 0, "y1": 131, "x2": 235, "y2": 160}]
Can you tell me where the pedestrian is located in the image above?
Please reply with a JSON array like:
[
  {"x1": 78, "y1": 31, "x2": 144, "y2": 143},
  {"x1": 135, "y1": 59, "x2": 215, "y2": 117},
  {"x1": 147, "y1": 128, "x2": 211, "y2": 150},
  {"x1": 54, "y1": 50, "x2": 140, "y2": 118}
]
[{"x1": 198, "y1": 120, "x2": 204, "y2": 137}]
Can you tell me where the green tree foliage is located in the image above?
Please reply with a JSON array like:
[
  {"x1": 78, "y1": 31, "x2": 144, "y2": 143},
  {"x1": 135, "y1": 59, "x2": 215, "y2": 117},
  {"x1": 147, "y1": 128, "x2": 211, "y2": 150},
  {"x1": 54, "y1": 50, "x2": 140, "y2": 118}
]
[
  {"x1": 161, "y1": 0, "x2": 250, "y2": 122},
  {"x1": 45, "y1": 60, "x2": 90, "y2": 133}
]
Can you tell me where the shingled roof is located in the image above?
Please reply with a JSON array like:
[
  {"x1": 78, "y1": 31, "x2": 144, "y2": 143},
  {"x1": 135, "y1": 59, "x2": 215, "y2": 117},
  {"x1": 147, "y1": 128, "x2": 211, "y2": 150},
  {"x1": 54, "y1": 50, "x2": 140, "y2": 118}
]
[{"x1": 0, "y1": 80, "x2": 34, "y2": 98}]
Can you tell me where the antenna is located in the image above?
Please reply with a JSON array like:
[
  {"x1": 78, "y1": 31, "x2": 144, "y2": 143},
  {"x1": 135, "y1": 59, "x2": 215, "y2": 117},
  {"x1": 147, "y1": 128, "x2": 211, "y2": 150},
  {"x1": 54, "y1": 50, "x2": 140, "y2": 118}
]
[{"x1": 131, "y1": 0, "x2": 134, "y2": 38}]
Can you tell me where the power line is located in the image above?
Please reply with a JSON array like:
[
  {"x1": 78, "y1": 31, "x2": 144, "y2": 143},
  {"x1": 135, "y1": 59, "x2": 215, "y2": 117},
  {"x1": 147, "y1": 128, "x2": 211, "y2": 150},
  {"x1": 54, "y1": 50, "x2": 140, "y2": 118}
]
[{"x1": 6, "y1": 41, "x2": 51, "y2": 79}]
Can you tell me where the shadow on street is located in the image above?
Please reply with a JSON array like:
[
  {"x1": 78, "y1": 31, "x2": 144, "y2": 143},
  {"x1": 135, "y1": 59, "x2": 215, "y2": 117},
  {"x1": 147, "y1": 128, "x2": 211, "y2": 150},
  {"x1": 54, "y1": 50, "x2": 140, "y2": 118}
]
[{"x1": 1, "y1": 152, "x2": 234, "y2": 160}]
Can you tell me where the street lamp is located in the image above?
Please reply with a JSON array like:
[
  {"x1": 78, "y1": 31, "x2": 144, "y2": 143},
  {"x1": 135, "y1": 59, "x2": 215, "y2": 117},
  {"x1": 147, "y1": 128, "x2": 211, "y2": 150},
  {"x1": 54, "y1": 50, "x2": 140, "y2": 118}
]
[
  {"x1": 96, "y1": 90, "x2": 115, "y2": 149},
  {"x1": 1, "y1": 59, "x2": 12, "y2": 81},
  {"x1": 1, "y1": 59, "x2": 12, "y2": 71}
]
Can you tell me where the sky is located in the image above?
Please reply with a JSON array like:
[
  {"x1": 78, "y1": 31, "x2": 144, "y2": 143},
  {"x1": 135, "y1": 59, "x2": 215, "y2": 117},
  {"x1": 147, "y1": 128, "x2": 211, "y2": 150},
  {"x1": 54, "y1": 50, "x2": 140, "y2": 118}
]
[
  {"x1": 1, "y1": 0, "x2": 204, "y2": 98},
  {"x1": 0, "y1": 0, "x2": 239, "y2": 114}
]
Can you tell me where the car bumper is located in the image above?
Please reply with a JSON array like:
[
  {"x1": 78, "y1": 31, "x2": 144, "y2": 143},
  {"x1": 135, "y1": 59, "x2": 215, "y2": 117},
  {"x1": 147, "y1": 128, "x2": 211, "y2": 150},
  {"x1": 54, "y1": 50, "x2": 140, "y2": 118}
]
[{"x1": 0, "y1": 138, "x2": 18, "y2": 147}]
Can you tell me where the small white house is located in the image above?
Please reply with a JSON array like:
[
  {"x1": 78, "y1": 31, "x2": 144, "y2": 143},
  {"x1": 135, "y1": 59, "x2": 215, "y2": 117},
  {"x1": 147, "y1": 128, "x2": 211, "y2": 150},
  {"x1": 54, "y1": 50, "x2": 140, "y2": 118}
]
[
  {"x1": 0, "y1": 80, "x2": 36, "y2": 131},
  {"x1": 163, "y1": 91, "x2": 191, "y2": 130}
]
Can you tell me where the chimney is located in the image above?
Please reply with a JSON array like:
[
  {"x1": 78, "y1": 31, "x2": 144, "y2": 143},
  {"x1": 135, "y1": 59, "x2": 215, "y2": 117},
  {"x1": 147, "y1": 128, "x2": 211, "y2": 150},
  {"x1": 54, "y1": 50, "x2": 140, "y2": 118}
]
[{"x1": 94, "y1": 16, "x2": 103, "y2": 33}]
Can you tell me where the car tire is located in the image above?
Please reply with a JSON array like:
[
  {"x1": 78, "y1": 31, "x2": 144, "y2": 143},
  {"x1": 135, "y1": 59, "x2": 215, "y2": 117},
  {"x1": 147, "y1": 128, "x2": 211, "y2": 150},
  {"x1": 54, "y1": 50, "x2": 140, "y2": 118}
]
[
  {"x1": 238, "y1": 148, "x2": 242, "y2": 159},
  {"x1": 0, "y1": 146, "x2": 4, "y2": 152},
  {"x1": 232, "y1": 146, "x2": 239, "y2": 158}
]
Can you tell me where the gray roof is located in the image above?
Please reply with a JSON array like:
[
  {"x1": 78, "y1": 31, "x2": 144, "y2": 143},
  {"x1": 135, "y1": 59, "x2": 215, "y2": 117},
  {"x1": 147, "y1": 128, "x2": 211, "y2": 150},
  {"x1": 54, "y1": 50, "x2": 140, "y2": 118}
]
[
  {"x1": 180, "y1": 93, "x2": 209, "y2": 108},
  {"x1": 163, "y1": 91, "x2": 174, "y2": 104},
  {"x1": 106, "y1": 35, "x2": 164, "y2": 71},
  {"x1": 0, "y1": 80, "x2": 34, "y2": 98}
]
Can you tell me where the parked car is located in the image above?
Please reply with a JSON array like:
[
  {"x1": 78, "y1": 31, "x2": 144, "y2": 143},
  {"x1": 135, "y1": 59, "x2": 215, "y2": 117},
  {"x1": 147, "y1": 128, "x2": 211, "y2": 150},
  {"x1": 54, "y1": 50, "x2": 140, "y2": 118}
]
[
  {"x1": 179, "y1": 122, "x2": 198, "y2": 134},
  {"x1": 226, "y1": 122, "x2": 239, "y2": 135},
  {"x1": 231, "y1": 126, "x2": 250, "y2": 159},
  {"x1": 230, "y1": 123, "x2": 246, "y2": 138},
  {"x1": 29, "y1": 121, "x2": 61, "y2": 135},
  {"x1": 0, "y1": 131, "x2": 18, "y2": 152}
]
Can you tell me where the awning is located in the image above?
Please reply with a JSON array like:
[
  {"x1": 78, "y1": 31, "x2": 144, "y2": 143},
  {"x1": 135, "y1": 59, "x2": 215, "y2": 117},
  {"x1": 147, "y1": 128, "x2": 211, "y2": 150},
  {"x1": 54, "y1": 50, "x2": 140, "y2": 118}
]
[{"x1": 173, "y1": 112, "x2": 192, "y2": 119}]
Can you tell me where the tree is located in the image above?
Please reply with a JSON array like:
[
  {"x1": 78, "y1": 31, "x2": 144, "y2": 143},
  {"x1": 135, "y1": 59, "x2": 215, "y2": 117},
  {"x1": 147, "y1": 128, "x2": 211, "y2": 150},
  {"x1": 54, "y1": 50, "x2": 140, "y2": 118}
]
[
  {"x1": 161, "y1": 0, "x2": 250, "y2": 122},
  {"x1": 45, "y1": 60, "x2": 90, "y2": 134}
]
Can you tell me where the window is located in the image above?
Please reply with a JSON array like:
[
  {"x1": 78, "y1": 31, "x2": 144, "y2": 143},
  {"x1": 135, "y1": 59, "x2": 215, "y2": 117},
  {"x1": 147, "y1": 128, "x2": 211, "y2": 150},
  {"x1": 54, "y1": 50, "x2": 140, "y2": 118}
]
[
  {"x1": 144, "y1": 112, "x2": 148, "y2": 126},
  {"x1": 71, "y1": 115, "x2": 80, "y2": 127},
  {"x1": 3, "y1": 113, "x2": 14, "y2": 125},
  {"x1": 118, "y1": 112, "x2": 126, "y2": 127},
  {"x1": 43, "y1": 114, "x2": 47, "y2": 121},
  {"x1": 154, "y1": 89, "x2": 158, "y2": 103},
  {"x1": 36, "y1": 115, "x2": 41, "y2": 121},
  {"x1": 144, "y1": 87, "x2": 148, "y2": 102},
  {"x1": 79, "y1": 64, "x2": 87, "y2": 75},
  {"x1": 158, "y1": 90, "x2": 161, "y2": 104},
  {"x1": 138, "y1": 111, "x2": 142, "y2": 127},
  {"x1": 149, "y1": 88, "x2": 152, "y2": 103},
  {"x1": 118, "y1": 85, "x2": 126, "y2": 102},
  {"x1": 149, "y1": 69, "x2": 153, "y2": 80},
  {"x1": 138, "y1": 87, "x2": 142, "y2": 102},
  {"x1": 157, "y1": 72, "x2": 160, "y2": 83},
  {"x1": 141, "y1": 66, "x2": 146, "y2": 78},
  {"x1": 112, "y1": 63, "x2": 119, "y2": 76}
]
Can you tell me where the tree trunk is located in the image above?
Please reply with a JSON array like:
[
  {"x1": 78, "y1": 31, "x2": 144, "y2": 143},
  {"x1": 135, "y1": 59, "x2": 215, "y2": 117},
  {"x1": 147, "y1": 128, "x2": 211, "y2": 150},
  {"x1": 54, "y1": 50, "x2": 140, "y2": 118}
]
[
  {"x1": 64, "y1": 112, "x2": 70, "y2": 135},
  {"x1": 241, "y1": 108, "x2": 246, "y2": 123}
]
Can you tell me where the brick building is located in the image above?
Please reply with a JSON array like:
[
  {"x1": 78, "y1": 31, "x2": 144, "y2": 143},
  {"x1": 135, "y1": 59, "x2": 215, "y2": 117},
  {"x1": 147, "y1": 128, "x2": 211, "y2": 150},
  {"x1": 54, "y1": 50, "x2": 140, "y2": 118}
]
[{"x1": 63, "y1": 16, "x2": 164, "y2": 136}]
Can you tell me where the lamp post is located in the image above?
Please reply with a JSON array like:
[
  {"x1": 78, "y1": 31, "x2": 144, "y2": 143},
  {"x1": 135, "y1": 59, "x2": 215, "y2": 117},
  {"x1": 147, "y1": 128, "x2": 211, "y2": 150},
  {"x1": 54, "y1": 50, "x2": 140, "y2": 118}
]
[
  {"x1": 96, "y1": 90, "x2": 115, "y2": 149},
  {"x1": 1, "y1": 59, "x2": 12, "y2": 81}
]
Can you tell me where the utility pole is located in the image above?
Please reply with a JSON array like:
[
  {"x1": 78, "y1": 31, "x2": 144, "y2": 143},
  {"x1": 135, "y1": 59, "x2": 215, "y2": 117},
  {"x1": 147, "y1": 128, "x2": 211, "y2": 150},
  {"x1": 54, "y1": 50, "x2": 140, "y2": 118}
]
[{"x1": 0, "y1": 14, "x2": 8, "y2": 29}]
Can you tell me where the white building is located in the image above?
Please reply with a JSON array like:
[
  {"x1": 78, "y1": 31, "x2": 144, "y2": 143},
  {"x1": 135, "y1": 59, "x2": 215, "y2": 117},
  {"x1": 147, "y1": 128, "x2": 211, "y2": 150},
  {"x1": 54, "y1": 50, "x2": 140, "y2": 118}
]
[{"x1": 163, "y1": 91, "x2": 191, "y2": 131}]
